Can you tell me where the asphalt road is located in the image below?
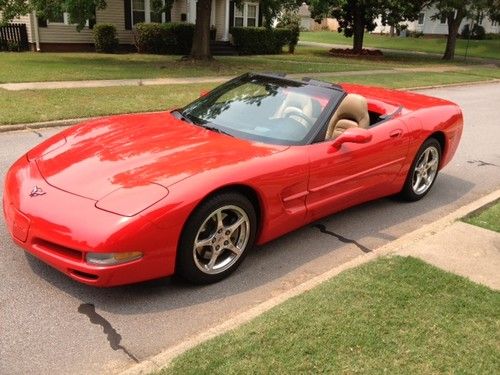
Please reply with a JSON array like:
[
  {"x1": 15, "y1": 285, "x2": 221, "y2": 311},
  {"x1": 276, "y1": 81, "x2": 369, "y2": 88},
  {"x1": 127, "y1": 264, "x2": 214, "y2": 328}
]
[{"x1": 1, "y1": 82, "x2": 499, "y2": 375}]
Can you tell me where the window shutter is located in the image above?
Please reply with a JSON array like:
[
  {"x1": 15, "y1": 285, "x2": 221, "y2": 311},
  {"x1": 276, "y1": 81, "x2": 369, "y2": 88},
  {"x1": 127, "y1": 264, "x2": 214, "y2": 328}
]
[
  {"x1": 89, "y1": 8, "x2": 97, "y2": 29},
  {"x1": 258, "y1": 7, "x2": 263, "y2": 27},
  {"x1": 229, "y1": 1, "x2": 235, "y2": 29},
  {"x1": 37, "y1": 17, "x2": 48, "y2": 28},
  {"x1": 124, "y1": 0, "x2": 132, "y2": 30}
]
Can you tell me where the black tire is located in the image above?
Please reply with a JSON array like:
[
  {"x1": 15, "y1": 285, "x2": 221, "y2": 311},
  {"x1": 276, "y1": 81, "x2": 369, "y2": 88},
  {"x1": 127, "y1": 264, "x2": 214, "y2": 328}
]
[
  {"x1": 399, "y1": 138, "x2": 441, "y2": 202},
  {"x1": 176, "y1": 192, "x2": 257, "y2": 284}
]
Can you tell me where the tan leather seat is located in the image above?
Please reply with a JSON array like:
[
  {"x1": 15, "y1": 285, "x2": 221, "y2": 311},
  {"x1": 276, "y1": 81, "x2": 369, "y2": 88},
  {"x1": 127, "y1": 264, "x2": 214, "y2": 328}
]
[
  {"x1": 277, "y1": 92, "x2": 314, "y2": 122},
  {"x1": 325, "y1": 94, "x2": 369, "y2": 140}
]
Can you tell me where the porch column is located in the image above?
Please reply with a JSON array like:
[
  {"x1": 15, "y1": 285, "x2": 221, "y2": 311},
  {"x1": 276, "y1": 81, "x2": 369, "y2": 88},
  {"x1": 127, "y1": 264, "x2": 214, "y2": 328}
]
[
  {"x1": 223, "y1": 0, "x2": 230, "y2": 41},
  {"x1": 187, "y1": 0, "x2": 197, "y2": 24}
]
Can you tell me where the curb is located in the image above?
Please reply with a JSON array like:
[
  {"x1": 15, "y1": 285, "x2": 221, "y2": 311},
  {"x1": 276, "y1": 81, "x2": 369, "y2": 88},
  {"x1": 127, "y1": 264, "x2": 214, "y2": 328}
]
[
  {"x1": 118, "y1": 189, "x2": 500, "y2": 375},
  {"x1": 2, "y1": 80, "x2": 499, "y2": 134}
]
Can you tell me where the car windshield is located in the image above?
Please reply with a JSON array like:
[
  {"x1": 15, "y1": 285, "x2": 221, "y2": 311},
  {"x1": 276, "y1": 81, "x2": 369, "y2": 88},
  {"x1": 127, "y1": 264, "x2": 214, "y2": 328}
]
[{"x1": 181, "y1": 74, "x2": 344, "y2": 145}]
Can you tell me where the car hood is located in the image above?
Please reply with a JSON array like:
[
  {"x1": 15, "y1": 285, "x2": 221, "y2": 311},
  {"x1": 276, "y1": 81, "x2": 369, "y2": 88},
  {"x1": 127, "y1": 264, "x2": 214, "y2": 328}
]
[{"x1": 34, "y1": 112, "x2": 287, "y2": 200}]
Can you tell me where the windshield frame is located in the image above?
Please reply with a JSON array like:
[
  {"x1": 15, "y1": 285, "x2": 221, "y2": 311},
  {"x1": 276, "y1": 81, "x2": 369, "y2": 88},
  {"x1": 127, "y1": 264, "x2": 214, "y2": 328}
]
[{"x1": 180, "y1": 73, "x2": 346, "y2": 146}]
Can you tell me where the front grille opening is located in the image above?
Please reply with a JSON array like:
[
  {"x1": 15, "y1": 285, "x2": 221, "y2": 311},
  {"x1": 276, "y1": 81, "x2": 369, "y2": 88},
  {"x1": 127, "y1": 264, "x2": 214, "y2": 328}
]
[
  {"x1": 32, "y1": 238, "x2": 83, "y2": 261},
  {"x1": 69, "y1": 269, "x2": 99, "y2": 281}
]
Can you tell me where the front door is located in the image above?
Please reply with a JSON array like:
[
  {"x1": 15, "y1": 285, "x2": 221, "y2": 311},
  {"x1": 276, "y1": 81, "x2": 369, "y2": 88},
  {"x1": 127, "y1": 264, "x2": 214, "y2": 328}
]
[{"x1": 306, "y1": 119, "x2": 410, "y2": 222}]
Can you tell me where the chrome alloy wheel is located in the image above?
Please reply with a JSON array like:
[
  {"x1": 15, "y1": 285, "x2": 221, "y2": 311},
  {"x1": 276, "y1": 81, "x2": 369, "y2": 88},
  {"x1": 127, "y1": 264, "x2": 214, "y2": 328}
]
[
  {"x1": 412, "y1": 146, "x2": 439, "y2": 195},
  {"x1": 193, "y1": 205, "x2": 250, "y2": 275}
]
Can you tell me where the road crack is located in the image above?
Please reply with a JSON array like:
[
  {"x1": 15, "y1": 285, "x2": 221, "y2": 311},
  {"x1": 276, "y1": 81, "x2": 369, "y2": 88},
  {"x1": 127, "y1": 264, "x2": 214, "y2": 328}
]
[
  {"x1": 467, "y1": 160, "x2": 499, "y2": 167},
  {"x1": 78, "y1": 303, "x2": 139, "y2": 363},
  {"x1": 313, "y1": 223, "x2": 372, "y2": 253}
]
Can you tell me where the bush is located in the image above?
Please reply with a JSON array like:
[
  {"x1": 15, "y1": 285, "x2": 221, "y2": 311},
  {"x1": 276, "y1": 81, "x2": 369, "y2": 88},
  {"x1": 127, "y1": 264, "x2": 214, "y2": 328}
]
[
  {"x1": 134, "y1": 23, "x2": 195, "y2": 54},
  {"x1": 276, "y1": 10, "x2": 300, "y2": 53},
  {"x1": 485, "y1": 33, "x2": 500, "y2": 40},
  {"x1": 231, "y1": 27, "x2": 297, "y2": 55},
  {"x1": 461, "y1": 24, "x2": 486, "y2": 40},
  {"x1": 93, "y1": 24, "x2": 119, "y2": 53}
]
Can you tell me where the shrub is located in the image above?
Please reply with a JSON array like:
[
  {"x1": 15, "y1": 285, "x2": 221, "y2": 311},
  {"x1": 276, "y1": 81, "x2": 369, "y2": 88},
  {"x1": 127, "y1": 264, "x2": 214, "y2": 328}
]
[
  {"x1": 461, "y1": 24, "x2": 486, "y2": 40},
  {"x1": 231, "y1": 27, "x2": 297, "y2": 55},
  {"x1": 134, "y1": 22, "x2": 195, "y2": 54},
  {"x1": 276, "y1": 10, "x2": 300, "y2": 53},
  {"x1": 93, "y1": 24, "x2": 119, "y2": 53}
]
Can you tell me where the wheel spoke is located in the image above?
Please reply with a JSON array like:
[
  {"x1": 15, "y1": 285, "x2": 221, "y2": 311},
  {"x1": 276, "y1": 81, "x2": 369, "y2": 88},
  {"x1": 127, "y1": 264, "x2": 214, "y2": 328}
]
[
  {"x1": 206, "y1": 251, "x2": 219, "y2": 271},
  {"x1": 226, "y1": 216, "x2": 246, "y2": 236},
  {"x1": 226, "y1": 243, "x2": 242, "y2": 256},
  {"x1": 215, "y1": 209, "x2": 224, "y2": 230},
  {"x1": 413, "y1": 174, "x2": 422, "y2": 191},
  {"x1": 195, "y1": 236, "x2": 214, "y2": 249}
]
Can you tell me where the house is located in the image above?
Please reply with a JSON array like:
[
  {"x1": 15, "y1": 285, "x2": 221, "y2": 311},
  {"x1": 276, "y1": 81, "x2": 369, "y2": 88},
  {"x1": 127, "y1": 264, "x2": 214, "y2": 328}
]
[
  {"x1": 297, "y1": 2, "x2": 338, "y2": 32},
  {"x1": 373, "y1": 5, "x2": 499, "y2": 36},
  {"x1": 9, "y1": 0, "x2": 263, "y2": 52}
]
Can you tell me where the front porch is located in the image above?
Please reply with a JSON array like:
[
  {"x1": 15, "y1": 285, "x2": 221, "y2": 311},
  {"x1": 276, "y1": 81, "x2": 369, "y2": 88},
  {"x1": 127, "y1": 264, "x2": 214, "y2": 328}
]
[{"x1": 186, "y1": 0, "x2": 262, "y2": 41}]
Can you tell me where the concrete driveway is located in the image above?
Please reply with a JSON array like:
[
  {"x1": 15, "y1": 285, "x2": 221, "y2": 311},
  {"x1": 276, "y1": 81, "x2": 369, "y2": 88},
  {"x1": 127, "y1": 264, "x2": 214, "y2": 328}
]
[{"x1": 1, "y1": 82, "x2": 499, "y2": 374}]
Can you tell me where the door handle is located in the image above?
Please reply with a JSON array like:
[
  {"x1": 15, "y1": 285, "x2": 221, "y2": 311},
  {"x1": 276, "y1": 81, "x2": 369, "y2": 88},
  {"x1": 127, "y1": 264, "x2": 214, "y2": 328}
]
[{"x1": 389, "y1": 129, "x2": 403, "y2": 138}]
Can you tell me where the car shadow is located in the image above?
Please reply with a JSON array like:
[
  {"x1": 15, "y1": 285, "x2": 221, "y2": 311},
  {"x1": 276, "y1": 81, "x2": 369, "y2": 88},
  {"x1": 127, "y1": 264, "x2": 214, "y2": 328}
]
[{"x1": 22, "y1": 172, "x2": 475, "y2": 316}]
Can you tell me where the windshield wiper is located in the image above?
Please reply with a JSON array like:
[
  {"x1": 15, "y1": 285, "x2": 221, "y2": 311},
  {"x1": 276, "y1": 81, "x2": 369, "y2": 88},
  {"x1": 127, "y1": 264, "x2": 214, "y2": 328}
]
[
  {"x1": 202, "y1": 124, "x2": 234, "y2": 138},
  {"x1": 172, "y1": 109, "x2": 193, "y2": 124}
]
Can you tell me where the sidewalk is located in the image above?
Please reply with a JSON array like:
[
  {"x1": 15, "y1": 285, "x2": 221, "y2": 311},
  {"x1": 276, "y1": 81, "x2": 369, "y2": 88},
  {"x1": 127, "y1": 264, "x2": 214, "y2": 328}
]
[
  {"x1": 398, "y1": 220, "x2": 500, "y2": 290},
  {"x1": 0, "y1": 66, "x2": 471, "y2": 91}
]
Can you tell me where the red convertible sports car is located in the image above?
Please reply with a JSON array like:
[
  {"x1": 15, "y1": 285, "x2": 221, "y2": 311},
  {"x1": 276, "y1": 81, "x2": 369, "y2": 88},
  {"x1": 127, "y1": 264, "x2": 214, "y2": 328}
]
[{"x1": 3, "y1": 73, "x2": 463, "y2": 286}]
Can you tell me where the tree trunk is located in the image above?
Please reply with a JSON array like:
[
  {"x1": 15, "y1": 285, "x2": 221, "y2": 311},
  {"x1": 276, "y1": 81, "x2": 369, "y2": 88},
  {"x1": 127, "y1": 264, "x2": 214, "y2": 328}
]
[
  {"x1": 389, "y1": 25, "x2": 395, "y2": 37},
  {"x1": 443, "y1": 13, "x2": 464, "y2": 61},
  {"x1": 352, "y1": 4, "x2": 365, "y2": 53},
  {"x1": 190, "y1": 0, "x2": 212, "y2": 60}
]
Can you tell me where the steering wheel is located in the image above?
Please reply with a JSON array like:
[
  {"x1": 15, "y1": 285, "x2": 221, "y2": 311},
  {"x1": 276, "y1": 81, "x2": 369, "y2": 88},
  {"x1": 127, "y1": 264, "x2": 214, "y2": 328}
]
[{"x1": 282, "y1": 107, "x2": 314, "y2": 129}]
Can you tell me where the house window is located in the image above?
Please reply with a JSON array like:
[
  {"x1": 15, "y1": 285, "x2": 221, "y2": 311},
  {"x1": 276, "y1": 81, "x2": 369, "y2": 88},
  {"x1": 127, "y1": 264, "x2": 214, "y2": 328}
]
[
  {"x1": 48, "y1": 11, "x2": 65, "y2": 24},
  {"x1": 234, "y1": 2, "x2": 259, "y2": 27},
  {"x1": 478, "y1": 13, "x2": 484, "y2": 25},
  {"x1": 47, "y1": 11, "x2": 89, "y2": 26},
  {"x1": 418, "y1": 13, "x2": 424, "y2": 25},
  {"x1": 440, "y1": 14, "x2": 447, "y2": 24},
  {"x1": 131, "y1": 0, "x2": 167, "y2": 25},
  {"x1": 247, "y1": 4, "x2": 257, "y2": 27},
  {"x1": 234, "y1": 5, "x2": 244, "y2": 27}
]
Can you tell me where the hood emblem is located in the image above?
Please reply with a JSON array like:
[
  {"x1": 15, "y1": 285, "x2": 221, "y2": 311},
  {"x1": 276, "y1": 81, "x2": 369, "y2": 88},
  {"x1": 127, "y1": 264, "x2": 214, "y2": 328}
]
[{"x1": 30, "y1": 186, "x2": 46, "y2": 197}]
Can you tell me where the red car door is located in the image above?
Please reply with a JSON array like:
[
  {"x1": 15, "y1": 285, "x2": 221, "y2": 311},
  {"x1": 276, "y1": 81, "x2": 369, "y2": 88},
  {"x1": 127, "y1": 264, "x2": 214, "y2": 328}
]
[{"x1": 306, "y1": 118, "x2": 410, "y2": 222}]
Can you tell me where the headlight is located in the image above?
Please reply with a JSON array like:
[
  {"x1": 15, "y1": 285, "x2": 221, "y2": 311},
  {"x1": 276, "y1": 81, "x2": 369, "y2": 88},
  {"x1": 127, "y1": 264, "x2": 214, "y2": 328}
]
[{"x1": 86, "y1": 251, "x2": 143, "y2": 266}]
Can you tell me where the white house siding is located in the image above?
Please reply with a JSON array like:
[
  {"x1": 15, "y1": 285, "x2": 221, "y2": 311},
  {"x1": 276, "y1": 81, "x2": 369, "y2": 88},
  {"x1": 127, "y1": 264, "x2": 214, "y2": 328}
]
[
  {"x1": 37, "y1": 0, "x2": 188, "y2": 45},
  {"x1": 374, "y1": 5, "x2": 499, "y2": 35}
]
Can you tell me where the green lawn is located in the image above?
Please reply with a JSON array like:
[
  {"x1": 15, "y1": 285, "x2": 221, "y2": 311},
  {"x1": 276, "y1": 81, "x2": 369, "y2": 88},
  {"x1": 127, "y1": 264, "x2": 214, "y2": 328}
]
[
  {"x1": 0, "y1": 48, "x2": 383, "y2": 83},
  {"x1": 0, "y1": 46, "x2": 484, "y2": 84},
  {"x1": 159, "y1": 257, "x2": 500, "y2": 375},
  {"x1": 300, "y1": 31, "x2": 500, "y2": 60},
  {"x1": 1, "y1": 66, "x2": 498, "y2": 125},
  {"x1": 464, "y1": 201, "x2": 500, "y2": 232}
]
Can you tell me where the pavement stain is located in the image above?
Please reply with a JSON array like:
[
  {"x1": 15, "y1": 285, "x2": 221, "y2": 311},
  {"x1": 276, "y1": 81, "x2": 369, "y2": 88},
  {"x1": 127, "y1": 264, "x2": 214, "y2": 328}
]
[
  {"x1": 78, "y1": 303, "x2": 139, "y2": 363},
  {"x1": 313, "y1": 223, "x2": 372, "y2": 253}
]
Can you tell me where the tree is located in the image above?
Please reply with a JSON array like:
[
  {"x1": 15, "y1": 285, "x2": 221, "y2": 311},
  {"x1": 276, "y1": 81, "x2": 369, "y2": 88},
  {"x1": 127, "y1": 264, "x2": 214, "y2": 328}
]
[
  {"x1": 0, "y1": 0, "x2": 30, "y2": 25},
  {"x1": 429, "y1": 0, "x2": 495, "y2": 60},
  {"x1": 189, "y1": 0, "x2": 301, "y2": 60},
  {"x1": 310, "y1": 0, "x2": 427, "y2": 53}
]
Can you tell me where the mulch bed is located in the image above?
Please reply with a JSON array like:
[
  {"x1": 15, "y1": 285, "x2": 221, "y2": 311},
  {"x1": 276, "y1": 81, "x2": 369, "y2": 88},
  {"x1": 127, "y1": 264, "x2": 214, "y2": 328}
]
[{"x1": 329, "y1": 48, "x2": 384, "y2": 59}]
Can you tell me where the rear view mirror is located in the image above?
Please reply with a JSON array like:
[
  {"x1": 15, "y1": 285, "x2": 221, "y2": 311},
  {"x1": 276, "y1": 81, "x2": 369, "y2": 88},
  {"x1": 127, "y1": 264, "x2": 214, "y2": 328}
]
[{"x1": 329, "y1": 128, "x2": 372, "y2": 152}]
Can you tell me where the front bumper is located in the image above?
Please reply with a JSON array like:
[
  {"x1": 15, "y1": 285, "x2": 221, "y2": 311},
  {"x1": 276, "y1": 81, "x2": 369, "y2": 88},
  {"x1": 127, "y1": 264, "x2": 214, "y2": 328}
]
[{"x1": 3, "y1": 155, "x2": 176, "y2": 287}]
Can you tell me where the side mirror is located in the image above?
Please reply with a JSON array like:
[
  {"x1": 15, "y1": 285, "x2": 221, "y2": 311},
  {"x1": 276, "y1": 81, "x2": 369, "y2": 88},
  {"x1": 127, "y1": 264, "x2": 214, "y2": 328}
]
[
  {"x1": 200, "y1": 89, "x2": 209, "y2": 97},
  {"x1": 329, "y1": 128, "x2": 372, "y2": 152}
]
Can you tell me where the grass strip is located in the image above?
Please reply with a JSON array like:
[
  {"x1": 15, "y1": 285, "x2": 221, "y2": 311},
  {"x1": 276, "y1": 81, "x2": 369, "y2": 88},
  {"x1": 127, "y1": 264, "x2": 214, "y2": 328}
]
[
  {"x1": 159, "y1": 256, "x2": 500, "y2": 375},
  {"x1": 464, "y1": 200, "x2": 500, "y2": 232}
]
